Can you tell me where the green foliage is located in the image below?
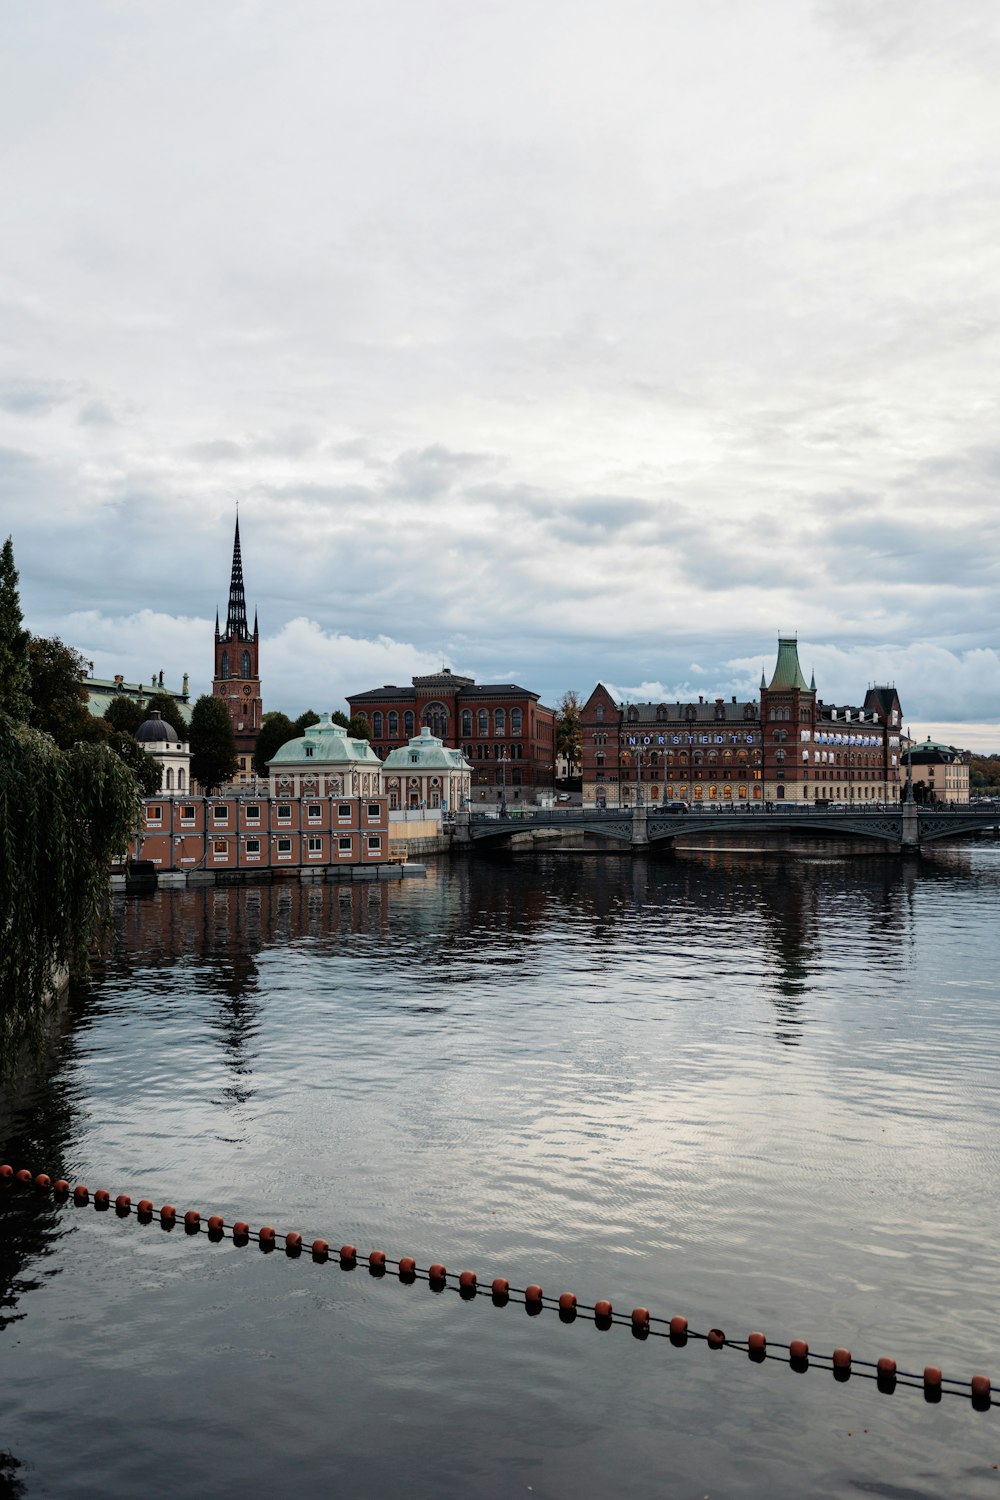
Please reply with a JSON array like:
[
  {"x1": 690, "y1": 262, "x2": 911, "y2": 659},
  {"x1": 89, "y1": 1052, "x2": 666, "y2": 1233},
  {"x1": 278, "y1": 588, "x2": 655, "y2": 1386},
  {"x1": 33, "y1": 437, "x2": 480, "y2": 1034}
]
[
  {"x1": 0, "y1": 537, "x2": 30, "y2": 720},
  {"x1": 103, "y1": 695, "x2": 146, "y2": 735},
  {"x1": 189, "y1": 694, "x2": 238, "y2": 792},
  {"x1": 969, "y1": 753, "x2": 1000, "y2": 791},
  {"x1": 108, "y1": 730, "x2": 163, "y2": 796},
  {"x1": 330, "y1": 710, "x2": 349, "y2": 728},
  {"x1": 295, "y1": 710, "x2": 321, "y2": 733},
  {"x1": 0, "y1": 712, "x2": 141, "y2": 1067},
  {"x1": 145, "y1": 691, "x2": 188, "y2": 740},
  {"x1": 27, "y1": 636, "x2": 103, "y2": 748},
  {"x1": 254, "y1": 711, "x2": 297, "y2": 774},
  {"x1": 347, "y1": 714, "x2": 371, "y2": 741},
  {"x1": 554, "y1": 690, "x2": 582, "y2": 772}
]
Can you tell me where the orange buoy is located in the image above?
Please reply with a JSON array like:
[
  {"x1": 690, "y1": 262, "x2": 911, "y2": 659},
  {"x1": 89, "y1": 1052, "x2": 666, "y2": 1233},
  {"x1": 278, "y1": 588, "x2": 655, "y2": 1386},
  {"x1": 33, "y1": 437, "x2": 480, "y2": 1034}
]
[
  {"x1": 558, "y1": 1293, "x2": 577, "y2": 1314},
  {"x1": 458, "y1": 1270, "x2": 477, "y2": 1298},
  {"x1": 594, "y1": 1300, "x2": 613, "y2": 1320},
  {"x1": 0, "y1": 1165, "x2": 13, "y2": 1181},
  {"x1": 398, "y1": 1256, "x2": 417, "y2": 1280},
  {"x1": 877, "y1": 1356, "x2": 896, "y2": 1377},
  {"x1": 160, "y1": 1204, "x2": 176, "y2": 1226},
  {"x1": 207, "y1": 1215, "x2": 225, "y2": 1232},
  {"x1": 115, "y1": 1194, "x2": 131, "y2": 1213},
  {"x1": 491, "y1": 1278, "x2": 510, "y2": 1303},
  {"x1": 284, "y1": 1231, "x2": 303, "y2": 1256},
  {"x1": 259, "y1": 1225, "x2": 276, "y2": 1249},
  {"x1": 970, "y1": 1374, "x2": 991, "y2": 1402},
  {"x1": 233, "y1": 1221, "x2": 250, "y2": 1244},
  {"x1": 15, "y1": 1169, "x2": 32, "y2": 1185},
  {"x1": 789, "y1": 1339, "x2": 809, "y2": 1362},
  {"x1": 137, "y1": 1199, "x2": 154, "y2": 1219},
  {"x1": 94, "y1": 1189, "x2": 110, "y2": 1211},
  {"x1": 748, "y1": 1332, "x2": 766, "y2": 1355},
  {"x1": 73, "y1": 1185, "x2": 89, "y2": 1204},
  {"x1": 369, "y1": 1250, "x2": 387, "y2": 1273},
  {"x1": 923, "y1": 1365, "x2": 942, "y2": 1388},
  {"x1": 54, "y1": 1179, "x2": 70, "y2": 1196},
  {"x1": 184, "y1": 1210, "x2": 201, "y2": 1232},
  {"x1": 340, "y1": 1244, "x2": 358, "y2": 1266},
  {"x1": 707, "y1": 1327, "x2": 725, "y2": 1349},
  {"x1": 428, "y1": 1263, "x2": 448, "y2": 1284},
  {"x1": 832, "y1": 1347, "x2": 851, "y2": 1371},
  {"x1": 311, "y1": 1239, "x2": 330, "y2": 1262},
  {"x1": 34, "y1": 1174, "x2": 52, "y2": 1191},
  {"x1": 525, "y1": 1284, "x2": 544, "y2": 1305}
]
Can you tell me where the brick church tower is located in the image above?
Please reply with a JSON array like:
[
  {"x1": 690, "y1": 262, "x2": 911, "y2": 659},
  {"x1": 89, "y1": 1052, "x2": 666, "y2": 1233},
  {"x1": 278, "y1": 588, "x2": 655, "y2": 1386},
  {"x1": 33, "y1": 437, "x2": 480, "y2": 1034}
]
[{"x1": 213, "y1": 516, "x2": 262, "y2": 779}]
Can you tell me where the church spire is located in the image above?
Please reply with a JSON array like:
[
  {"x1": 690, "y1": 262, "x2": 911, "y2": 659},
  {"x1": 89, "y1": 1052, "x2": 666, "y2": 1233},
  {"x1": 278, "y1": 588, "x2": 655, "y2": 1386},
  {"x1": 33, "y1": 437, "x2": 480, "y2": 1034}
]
[{"x1": 226, "y1": 515, "x2": 249, "y2": 639}]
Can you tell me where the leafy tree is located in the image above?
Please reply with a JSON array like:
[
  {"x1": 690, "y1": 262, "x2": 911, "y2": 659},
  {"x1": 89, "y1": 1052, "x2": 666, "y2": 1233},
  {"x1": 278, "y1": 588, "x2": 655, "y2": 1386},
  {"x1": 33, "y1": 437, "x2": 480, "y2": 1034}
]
[
  {"x1": 347, "y1": 713, "x2": 371, "y2": 741},
  {"x1": 144, "y1": 691, "x2": 189, "y2": 741},
  {"x1": 330, "y1": 710, "x2": 350, "y2": 728},
  {"x1": 254, "y1": 711, "x2": 297, "y2": 774},
  {"x1": 27, "y1": 636, "x2": 106, "y2": 749},
  {"x1": 108, "y1": 730, "x2": 163, "y2": 796},
  {"x1": 295, "y1": 710, "x2": 321, "y2": 733},
  {"x1": 554, "y1": 690, "x2": 583, "y2": 774},
  {"x1": 104, "y1": 696, "x2": 146, "y2": 735},
  {"x1": 189, "y1": 694, "x2": 238, "y2": 792},
  {"x1": 0, "y1": 536, "x2": 30, "y2": 720}
]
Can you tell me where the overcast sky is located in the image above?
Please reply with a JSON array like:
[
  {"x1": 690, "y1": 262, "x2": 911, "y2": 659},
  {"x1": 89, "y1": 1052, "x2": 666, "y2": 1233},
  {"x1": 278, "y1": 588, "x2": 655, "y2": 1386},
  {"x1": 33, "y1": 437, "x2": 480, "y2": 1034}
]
[{"x1": 2, "y1": 1, "x2": 998, "y2": 748}]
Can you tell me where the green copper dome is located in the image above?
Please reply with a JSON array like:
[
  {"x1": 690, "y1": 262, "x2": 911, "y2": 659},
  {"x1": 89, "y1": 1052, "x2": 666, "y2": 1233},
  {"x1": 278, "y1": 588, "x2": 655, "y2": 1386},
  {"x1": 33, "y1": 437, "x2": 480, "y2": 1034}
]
[
  {"x1": 767, "y1": 637, "x2": 810, "y2": 692},
  {"x1": 267, "y1": 713, "x2": 382, "y2": 766}
]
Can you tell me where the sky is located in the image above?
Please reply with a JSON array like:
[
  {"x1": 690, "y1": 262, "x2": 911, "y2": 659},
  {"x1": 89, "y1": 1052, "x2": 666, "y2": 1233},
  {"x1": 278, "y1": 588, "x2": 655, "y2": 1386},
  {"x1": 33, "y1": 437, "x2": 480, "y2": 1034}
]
[{"x1": 1, "y1": 1, "x2": 998, "y2": 750}]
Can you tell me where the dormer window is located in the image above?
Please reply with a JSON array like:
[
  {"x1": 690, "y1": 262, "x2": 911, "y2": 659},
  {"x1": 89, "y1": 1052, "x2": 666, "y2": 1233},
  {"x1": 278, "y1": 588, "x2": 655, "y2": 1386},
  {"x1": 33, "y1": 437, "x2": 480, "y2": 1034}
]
[{"x1": 305, "y1": 746, "x2": 313, "y2": 757}]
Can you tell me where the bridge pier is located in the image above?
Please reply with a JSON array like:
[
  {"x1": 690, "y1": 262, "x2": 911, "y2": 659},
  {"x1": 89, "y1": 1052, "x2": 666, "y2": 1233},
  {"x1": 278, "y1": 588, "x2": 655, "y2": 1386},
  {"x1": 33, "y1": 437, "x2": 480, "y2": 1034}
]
[
  {"x1": 901, "y1": 802, "x2": 919, "y2": 850},
  {"x1": 631, "y1": 804, "x2": 649, "y2": 850}
]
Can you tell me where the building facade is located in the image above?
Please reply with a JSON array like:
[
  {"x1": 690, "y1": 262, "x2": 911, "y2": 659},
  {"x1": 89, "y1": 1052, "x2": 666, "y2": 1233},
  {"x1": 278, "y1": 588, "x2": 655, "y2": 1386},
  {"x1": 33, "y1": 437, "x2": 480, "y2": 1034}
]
[
  {"x1": 213, "y1": 517, "x2": 262, "y2": 780},
  {"x1": 580, "y1": 639, "x2": 904, "y2": 808},
  {"x1": 381, "y1": 726, "x2": 472, "y2": 811},
  {"x1": 348, "y1": 669, "x2": 555, "y2": 804},
  {"x1": 902, "y1": 738, "x2": 970, "y2": 805}
]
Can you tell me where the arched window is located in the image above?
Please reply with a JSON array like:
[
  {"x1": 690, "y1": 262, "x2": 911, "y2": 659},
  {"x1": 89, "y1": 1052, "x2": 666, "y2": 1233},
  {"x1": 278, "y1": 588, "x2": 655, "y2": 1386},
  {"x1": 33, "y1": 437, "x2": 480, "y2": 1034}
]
[
  {"x1": 178, "y1": 769, "x2": 186, "y2": 790},
  {"x1": 166, "y1": 767, "x2": 174, "y2": 789},
  {"x1": 220, "y1": 651, "x2": 230, "y2": 680},
  {"x1": 241, "y1": 649, "x2": 251, "y2": 679},
  {"x1": 510, "y1": 708, "x2": 522, "y2": 735},
  {"x1": 373, "y1": 712, "x2": 383, "y2": 739},
  {"x1": 423, "y1": 702, "x2": 448, "y2": 738},
  {"x1": 388, "y1": 711, "x2": 399, "y2": 736},
  {"x1": 461, "y1": 709, "x2": 472, "y2": 737},
  {"x1": 404, "y1": 710, "x2": 414, "y2": 736},
  {"x1": 494, "y1": 708, "x2": 505, "y2": 735},
  {"x1": 478, "y1": 709, "x2": 489, "y2": 736},
  {"x1": 628, "y1": 707, "x2": 638, "y2": 722}
]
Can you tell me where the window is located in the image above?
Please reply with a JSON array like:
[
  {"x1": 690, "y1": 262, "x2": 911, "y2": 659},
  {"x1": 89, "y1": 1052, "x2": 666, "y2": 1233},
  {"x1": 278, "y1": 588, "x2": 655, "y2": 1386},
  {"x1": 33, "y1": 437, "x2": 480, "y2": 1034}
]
[
  {"x1": 373, "y1": 712, "x2": 383, "y2": 738},
  {"x1": 180, "y1": 805, "x2": 195, "y2": 823},
  {"x1": 424, "y1": 702, "x2": 448, "y2": 737},
  {"x1": 367, "y1": 802, "x2": 380, "y2": 818},
  {"x1": 246, "y1": 838, "x2": 261, "y2": 855},
  {"x1": 338, "y1": 836, "x2": 353, "y2": 854},
  {"x1": 338, "y1": 803, "x2": 352, "y2": 820},
  {"x1": 246, "y1": 804, "x2": 260, "y2": 821},
  {"x1": 212, "y1": 805, "x2": 228, "y2": 821},
  {"x1": 305, "y1": 746, "x2": 313, "y2": 758},
  {"x1": 177, "y1": 770, "x2": 186, "y2": 790},
  {"x1": 511, "y1": 708, "x2": 522, "y2": 735},
  {"x1": 307, "y1": 836, "x2": 322, "y2": 854},
  {"x1": 404, "y1": 710, "x2": 414, "y2": 736},
  {"x1": 220, "y1": 651, "x2": 229, "y2": 680},
  {"x1": 462, "y1": 709, "x2": 472, "y2": 736},
  {"x1": 277, "y1": 804, "x2": 291, "y2": 821},
  {"x1": 478, "y1": 709, "x2": 489, "y2": 735},
  {"x1": 213, "y1": 839, "x2": 227, "y2": 854},
  {"x1": 307, "y1": 804, "x2": 322, "y2": 821},
  {"x1": 276, "y1": 837, "x2": 292, "y2": 854},
  {"x1": 147, "y1": 805, "x2": 162, "y2": 824},
  {"x1": 494, "y1": 708, "x2": 505, "y2": 735},
  {"x1": 241, "y1": 649, "x2": 252, "y2": 679},
  {"x1": 595, "y1": 706, "x2": 604, "y2": 722},
  {"x1": 388, "y1": 711, "x2": 399, "y2": 736},
  {"x1": 367, "y1": 835, "x2": 381, "y2": 853},
  {"x1": 165, "y1": 768, "x2": 174, "y2": 789}
]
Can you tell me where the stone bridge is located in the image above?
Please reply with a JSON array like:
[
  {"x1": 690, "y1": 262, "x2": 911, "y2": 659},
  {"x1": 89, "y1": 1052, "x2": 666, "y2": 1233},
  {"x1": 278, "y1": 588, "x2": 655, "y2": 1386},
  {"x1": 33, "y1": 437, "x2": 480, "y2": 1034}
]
[{"x1": 455, "y1": 804, "x2": 1000, "y2": 853}]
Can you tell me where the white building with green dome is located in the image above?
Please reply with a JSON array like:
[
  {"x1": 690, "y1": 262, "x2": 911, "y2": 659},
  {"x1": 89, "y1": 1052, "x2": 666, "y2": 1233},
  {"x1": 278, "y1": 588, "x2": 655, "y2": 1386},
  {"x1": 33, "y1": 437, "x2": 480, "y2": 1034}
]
[
  {"x1": 267, "y1": 713, "x2": 384, "y2": 799},
  {"x1": 382, "y1": 726, "x2": 472, "y2": 811}
]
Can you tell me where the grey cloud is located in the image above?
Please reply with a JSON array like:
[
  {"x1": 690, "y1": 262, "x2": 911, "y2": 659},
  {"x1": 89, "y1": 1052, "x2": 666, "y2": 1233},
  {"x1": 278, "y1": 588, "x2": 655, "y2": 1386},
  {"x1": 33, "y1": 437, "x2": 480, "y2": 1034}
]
[
  {"x1": 0, "y1": 380, "x2": 73, "y2": 415},
  {"x1": 77, "y1": 399, "x2": 117, "y2": 426}
]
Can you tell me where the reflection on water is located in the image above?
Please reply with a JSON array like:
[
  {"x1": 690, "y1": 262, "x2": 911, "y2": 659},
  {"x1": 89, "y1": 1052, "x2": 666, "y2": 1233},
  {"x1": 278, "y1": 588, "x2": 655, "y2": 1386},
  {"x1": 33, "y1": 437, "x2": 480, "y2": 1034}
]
[{"x1": 1, "y1": 845, "x2": 999, "y2": 1498}]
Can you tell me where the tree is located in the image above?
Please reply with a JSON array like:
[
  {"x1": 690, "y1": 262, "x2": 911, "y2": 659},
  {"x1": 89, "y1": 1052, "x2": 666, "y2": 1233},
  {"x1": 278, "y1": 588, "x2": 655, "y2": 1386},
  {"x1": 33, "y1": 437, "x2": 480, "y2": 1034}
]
[
  {"x1": 27, "y1": 636, "x2": 106, "y2": 749},
  {"x1": 295, "y1": 710, "x2": 321, "y2": 733},
  {"x1": 347, "y1": 714, "x2": 371, "y2": 741},
  {"x1": 189, "y1": 694, "x2": 238, "y2": 792},
  {"x1": 145, "y1": 691, "x2": 189, "y2": 741},
  {"x1": 104, "y1": 696, "x2": 146, "y2": 735},
  {"x1": 330, "y1": 710, "x2": 350, "y2": 728},
  {"x1": 254, "y1": 711, "x2": 297, "y2": 775},
  {"x1": 0, "y1": 536, "x2": 30, "y2": 721},
  {"x1": 108, "y1": 730, "x2": 163, "y2": 796},
  {"x1": 554, "y1": 690, "x2": 583, "y2": 775}
]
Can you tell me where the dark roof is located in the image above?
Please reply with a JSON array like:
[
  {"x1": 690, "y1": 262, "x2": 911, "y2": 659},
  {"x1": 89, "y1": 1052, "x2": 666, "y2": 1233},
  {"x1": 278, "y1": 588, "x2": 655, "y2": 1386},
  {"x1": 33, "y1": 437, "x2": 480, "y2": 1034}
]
[
  {"x1": 136, "y1": 711, "x2": 180, "y2": 745},
  {"x1": 621, "y1": 699, "x2": 757, "y2": 726}
]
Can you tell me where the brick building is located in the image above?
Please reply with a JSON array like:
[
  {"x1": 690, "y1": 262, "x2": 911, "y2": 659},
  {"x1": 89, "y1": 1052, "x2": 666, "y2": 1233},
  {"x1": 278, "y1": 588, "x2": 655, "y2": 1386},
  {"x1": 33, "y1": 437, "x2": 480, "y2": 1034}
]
[
  {"x1": 212, "y1": 517, "x2": 262, "y2": 780},
  {"x1": 348, "y1": 669, "x2": 555, "y2": 804},
  {"x1": 580, "y1": 639, "x2": 904, "y2": 808}
]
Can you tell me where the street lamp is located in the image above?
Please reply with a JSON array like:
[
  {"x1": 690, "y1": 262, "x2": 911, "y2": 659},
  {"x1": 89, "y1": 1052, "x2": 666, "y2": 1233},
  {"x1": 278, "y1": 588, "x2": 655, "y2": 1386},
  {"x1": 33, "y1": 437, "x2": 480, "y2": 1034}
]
[{"x1": 498, "y1": 752, "x2": 510, "y2": 815}]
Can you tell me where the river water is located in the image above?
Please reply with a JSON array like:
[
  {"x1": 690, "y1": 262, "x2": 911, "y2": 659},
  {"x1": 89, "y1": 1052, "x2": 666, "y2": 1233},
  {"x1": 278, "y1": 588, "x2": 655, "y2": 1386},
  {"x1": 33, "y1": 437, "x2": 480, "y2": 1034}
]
[{"x1": 1, "y1": 844, "x2": 999, "y2": 1497}]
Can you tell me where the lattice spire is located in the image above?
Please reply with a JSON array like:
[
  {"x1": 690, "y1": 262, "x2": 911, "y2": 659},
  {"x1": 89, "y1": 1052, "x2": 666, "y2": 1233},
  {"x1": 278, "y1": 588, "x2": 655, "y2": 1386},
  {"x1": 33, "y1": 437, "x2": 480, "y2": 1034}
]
[{"x1": 226, "y1": 516, "x2": 249, "y2": 639}]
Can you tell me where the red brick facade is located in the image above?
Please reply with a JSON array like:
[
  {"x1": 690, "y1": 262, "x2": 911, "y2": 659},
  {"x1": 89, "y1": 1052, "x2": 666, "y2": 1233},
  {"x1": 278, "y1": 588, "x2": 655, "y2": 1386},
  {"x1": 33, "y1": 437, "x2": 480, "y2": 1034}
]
[
  {"x1": 212, "y1": 518, "x2": 262, "y2": 777},
  {"x1": 132, "y1": 793, "x2": 389, "y2": 873}
]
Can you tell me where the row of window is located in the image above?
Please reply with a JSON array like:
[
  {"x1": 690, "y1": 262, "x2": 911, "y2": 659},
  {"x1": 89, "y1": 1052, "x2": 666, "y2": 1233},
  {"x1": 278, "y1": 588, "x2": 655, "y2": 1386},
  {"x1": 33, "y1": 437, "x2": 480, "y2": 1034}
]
[
  {"x1": 217, "y1": 835, "x2": 382, "y2": 856},
  {"x1": 218, "y1": 649, "x2": 253, "y2": 680},
  {"x1": 463, "y1": 744, "x2": 525, "y2": 761},
  {"x1": 606, "y1": 749, "x2": 761, "y2": 767},
  {"x1": 148, "y1": 802, "x2": 383, "y2": 826},
  {"x1": 367, "y1": 707, "x2": 525, "y2": 739}
]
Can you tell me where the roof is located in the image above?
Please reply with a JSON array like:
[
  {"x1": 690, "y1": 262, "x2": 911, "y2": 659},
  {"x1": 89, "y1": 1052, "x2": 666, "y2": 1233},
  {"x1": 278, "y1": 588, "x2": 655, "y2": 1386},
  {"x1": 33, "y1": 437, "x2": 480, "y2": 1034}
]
[
  {"x1": 903, "y1": 738, "x2": 968, "y2": 763},
  {"x1": 382, "y1": 727, "x2": 472, "y2": 771},
  {"x1": 84, "y1": 677, "x2": 192, "y2": 723},
  {"x1": 136, "y1": 711, "x2": 186, "y2": 746},
  {"x1": 621, "y1": 698, "x2": 758, "y2": 726},
  {"x1": 267, "y1": 713, "x2": 382, "y2": 767},
  {"x1": 767, "y1": 637, "x2": 811, "y2": 693}
]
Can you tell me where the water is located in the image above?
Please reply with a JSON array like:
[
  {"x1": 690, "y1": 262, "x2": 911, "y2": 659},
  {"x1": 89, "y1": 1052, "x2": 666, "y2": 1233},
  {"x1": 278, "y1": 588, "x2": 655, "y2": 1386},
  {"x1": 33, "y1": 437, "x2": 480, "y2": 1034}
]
[{"x1": 2, "y1": 845, "x2": 999, "y2": 1497}]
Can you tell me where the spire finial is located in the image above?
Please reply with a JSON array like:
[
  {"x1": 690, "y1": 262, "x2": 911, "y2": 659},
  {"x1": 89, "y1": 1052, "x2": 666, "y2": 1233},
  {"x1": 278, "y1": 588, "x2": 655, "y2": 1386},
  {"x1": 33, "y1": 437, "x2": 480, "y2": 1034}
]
[{"x1": 225, "y1": 513, "x2": 249, "y2": 639}]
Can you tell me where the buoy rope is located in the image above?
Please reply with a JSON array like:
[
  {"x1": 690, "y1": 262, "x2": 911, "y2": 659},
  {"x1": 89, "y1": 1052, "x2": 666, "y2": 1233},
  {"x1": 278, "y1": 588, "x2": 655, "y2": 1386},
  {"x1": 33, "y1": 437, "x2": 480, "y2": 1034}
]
[{"x1": 1, "y1": 1165, "x2": 993, "y2": 1409}]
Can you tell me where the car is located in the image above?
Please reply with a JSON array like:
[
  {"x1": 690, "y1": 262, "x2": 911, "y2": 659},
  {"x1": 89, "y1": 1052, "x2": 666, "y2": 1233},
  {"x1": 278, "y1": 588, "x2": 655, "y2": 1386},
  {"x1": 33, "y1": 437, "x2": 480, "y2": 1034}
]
[
  {"x1": 663, "y1": 800, "x2": 690, "y2": 813},
  {"x1": 556, "y1": 792, "x2": 571, "y2": 802}
]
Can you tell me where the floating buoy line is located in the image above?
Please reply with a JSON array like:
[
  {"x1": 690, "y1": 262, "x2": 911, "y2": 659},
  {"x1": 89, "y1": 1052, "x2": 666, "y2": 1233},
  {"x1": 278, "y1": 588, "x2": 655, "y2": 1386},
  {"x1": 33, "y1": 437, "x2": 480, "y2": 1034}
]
[{"x1": 1, "y1": 1164, "x2": 993, "y2": 1410}]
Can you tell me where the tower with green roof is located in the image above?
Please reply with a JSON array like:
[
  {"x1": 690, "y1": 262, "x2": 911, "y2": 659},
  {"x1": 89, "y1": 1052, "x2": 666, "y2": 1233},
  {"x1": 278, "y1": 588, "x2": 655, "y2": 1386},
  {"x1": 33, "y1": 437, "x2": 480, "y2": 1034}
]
[{"x1": 760, "y1": 637, "x2": 816, "y2": 802}]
